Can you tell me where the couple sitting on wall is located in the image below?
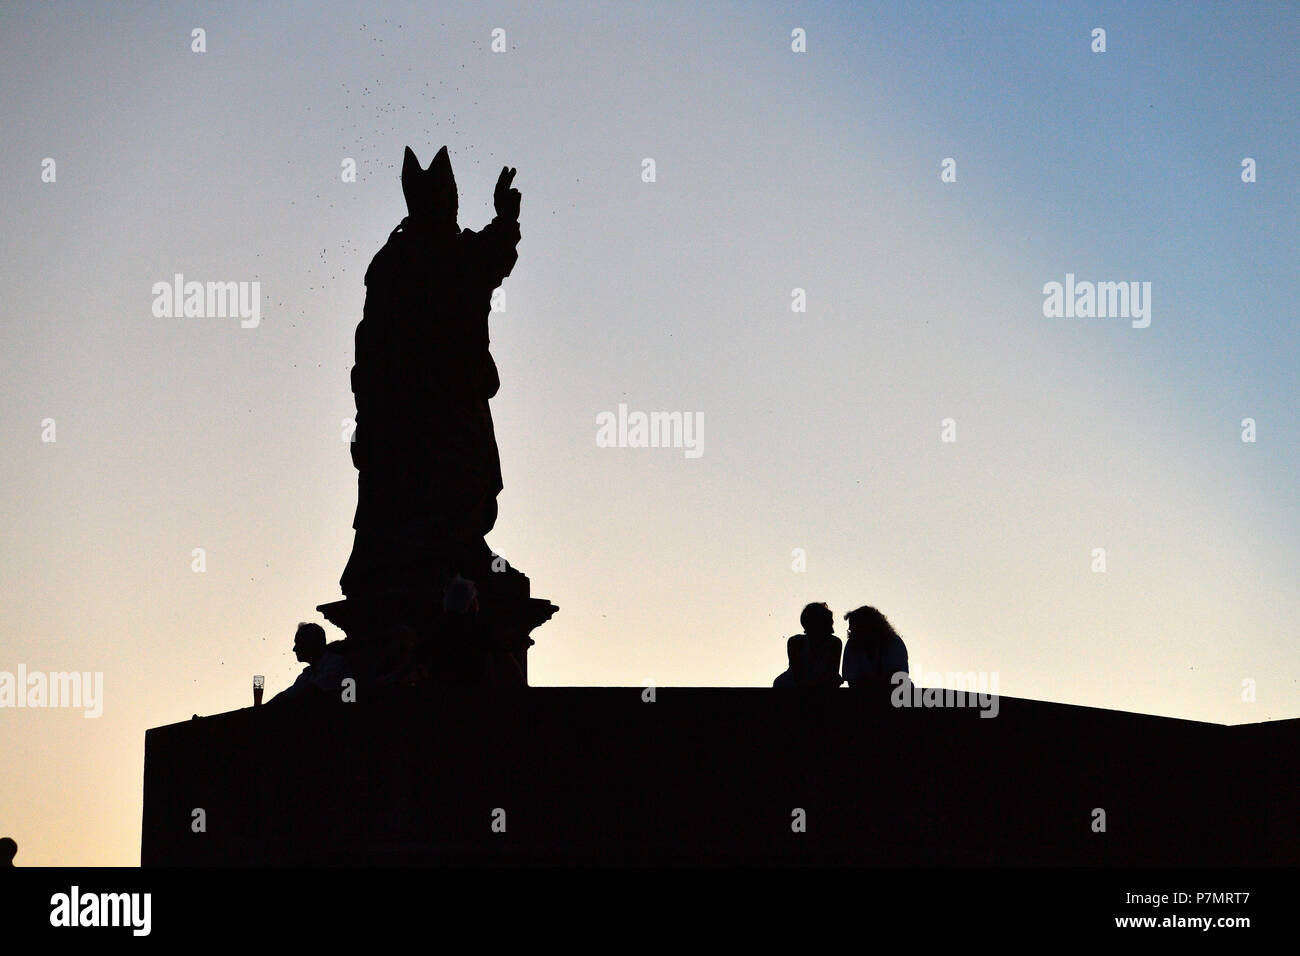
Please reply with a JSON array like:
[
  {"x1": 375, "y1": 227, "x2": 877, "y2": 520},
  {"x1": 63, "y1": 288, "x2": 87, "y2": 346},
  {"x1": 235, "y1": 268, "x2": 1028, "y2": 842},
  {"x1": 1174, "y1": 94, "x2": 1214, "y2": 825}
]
[{"x1": 774, "y1": 602, "x2": 909, "y2": 689}]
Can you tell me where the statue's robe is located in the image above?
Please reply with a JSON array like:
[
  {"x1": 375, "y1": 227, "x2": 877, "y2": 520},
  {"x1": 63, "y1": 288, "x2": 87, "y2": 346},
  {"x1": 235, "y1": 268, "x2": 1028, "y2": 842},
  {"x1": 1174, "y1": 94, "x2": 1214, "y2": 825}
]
[{"x1": 341, "y1": 214, "x2": 521, "y2": 597}]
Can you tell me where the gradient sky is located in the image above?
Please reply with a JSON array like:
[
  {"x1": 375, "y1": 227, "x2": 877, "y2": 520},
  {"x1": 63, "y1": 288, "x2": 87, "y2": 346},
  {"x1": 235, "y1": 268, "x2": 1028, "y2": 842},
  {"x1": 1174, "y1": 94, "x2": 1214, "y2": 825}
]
[{"x1": 1, "y1": 1, "x2": 1296, "y2": 865}]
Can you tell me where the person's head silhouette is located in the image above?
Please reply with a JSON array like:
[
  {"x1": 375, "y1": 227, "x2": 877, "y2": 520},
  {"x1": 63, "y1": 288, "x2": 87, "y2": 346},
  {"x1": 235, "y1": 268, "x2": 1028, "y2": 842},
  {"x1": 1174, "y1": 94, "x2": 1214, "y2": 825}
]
[
  {"x1": 292, "y1": 622, "x2": 327, "y2": 666},
  {"x1": 799, "y1": 602, "x2": 834, "y2": 638},
  {"x1": 844, "y1": 606, "x2": 895, "y2": 644},
  {"x1": 0, "y1": 837, "x2": 16, "y2": 866},
  {"x1": 442, "y1": 574, "x2": 480, "y2": 616}
]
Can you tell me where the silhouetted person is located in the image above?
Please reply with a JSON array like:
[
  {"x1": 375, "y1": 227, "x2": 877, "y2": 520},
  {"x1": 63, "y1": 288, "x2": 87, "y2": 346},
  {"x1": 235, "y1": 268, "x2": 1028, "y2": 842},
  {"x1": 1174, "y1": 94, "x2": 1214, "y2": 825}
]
[
  {"x1": 435, "y1": 575, "x2": 490, "y2": 686},
  {"x1": 842, "y1": 606, "x2": 909, "y2": 688},
  {"x1": 268, "y1": 622, "x2": 352, "y2": 703},
  {"x1": 0, "y1": 838, "x2": 15, "y2": 866},
  {"x1": 774, "y1": 602, "x2": 844, "y2": 688}
]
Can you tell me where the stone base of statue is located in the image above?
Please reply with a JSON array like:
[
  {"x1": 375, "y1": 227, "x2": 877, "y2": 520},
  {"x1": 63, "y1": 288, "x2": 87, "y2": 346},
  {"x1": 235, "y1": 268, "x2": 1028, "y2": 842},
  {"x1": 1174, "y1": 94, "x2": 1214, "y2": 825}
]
[
  {"x1": 142, "y1": 691, "x2": 1300, "y2": 865},
  {"x1": 317, "y1": 562, "x2": 557, "y2": 687},
  {"x1": 320, "y1": 146, "x2": 554, "y2": 688}
]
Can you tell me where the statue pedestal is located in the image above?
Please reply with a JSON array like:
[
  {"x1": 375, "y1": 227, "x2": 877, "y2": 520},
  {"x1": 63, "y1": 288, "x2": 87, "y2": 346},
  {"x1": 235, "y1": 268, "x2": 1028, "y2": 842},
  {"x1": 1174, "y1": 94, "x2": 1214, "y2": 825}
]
[
  {"x1": 144, "y1": 691, "x2": 1298, "y2": 865},
  {"x1": 317, "y1": 567, "x2": 557, "y2": 686}
]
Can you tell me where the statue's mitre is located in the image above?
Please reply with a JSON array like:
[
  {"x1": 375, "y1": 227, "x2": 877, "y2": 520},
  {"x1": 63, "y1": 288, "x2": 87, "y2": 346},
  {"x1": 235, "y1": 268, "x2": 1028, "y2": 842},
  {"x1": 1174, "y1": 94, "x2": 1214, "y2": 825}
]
[{"x1": 401, "y1": 145, "x2": 458, "y2": 225}]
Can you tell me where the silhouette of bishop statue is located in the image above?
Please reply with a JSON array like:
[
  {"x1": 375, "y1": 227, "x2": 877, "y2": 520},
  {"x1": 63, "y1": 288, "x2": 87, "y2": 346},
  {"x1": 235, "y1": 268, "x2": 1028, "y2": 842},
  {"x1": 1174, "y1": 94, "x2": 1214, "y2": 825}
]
[{"x1": 317, "y1": 146, "x2": 557, "y2": 686}]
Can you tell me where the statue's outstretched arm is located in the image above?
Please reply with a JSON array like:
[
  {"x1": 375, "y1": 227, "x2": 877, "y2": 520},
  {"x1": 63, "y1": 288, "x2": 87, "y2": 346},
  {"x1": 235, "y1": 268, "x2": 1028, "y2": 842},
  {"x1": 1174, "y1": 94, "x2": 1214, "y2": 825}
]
[{"x1": 471, "y1": 165, "x2": 522, "y2": 285}]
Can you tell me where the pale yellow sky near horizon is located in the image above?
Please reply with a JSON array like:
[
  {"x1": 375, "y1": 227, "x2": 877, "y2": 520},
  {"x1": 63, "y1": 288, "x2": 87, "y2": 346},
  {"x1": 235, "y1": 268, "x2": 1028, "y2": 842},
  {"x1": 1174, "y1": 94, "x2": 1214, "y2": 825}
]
[{"x1": 2, "y1": 1, "x2": 1296, "y2": 865}]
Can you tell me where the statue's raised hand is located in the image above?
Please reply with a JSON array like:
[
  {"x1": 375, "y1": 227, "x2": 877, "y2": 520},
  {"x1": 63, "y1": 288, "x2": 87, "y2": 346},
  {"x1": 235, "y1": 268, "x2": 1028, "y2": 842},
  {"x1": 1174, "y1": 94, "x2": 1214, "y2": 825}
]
[{"x1": 494, "y1": 166, "x2": 520, "y2": 220}]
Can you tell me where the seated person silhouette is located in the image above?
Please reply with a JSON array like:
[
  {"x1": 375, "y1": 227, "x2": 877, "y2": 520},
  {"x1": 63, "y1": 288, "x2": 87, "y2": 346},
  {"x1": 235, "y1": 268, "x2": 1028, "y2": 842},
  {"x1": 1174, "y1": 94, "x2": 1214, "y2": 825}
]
[
  {"x1": 841, "y1": 605, "x2": 909, "y2": 688},
  {"x1": 268, "y1": 622, "x2": 352, "y2": 704},
  {"x1": 0, "y1": 837, "x2": 15, "y2": 866},
  {"x1": 437, "y1": 574, "x2": 526, "y2": 687},
  {"x1": 435, "y1": 575, "x2": 491, "y2": 687},
  {"x1": 773, "y1": 602, "x2": 844, "y2": 688}
]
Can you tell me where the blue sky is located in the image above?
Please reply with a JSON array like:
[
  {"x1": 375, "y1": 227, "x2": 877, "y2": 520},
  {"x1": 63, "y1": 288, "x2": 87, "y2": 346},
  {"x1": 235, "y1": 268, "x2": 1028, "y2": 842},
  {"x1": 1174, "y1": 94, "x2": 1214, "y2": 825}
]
[{"x1": 0, "y1": 0, "x2": 1296, "y2": 864}]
